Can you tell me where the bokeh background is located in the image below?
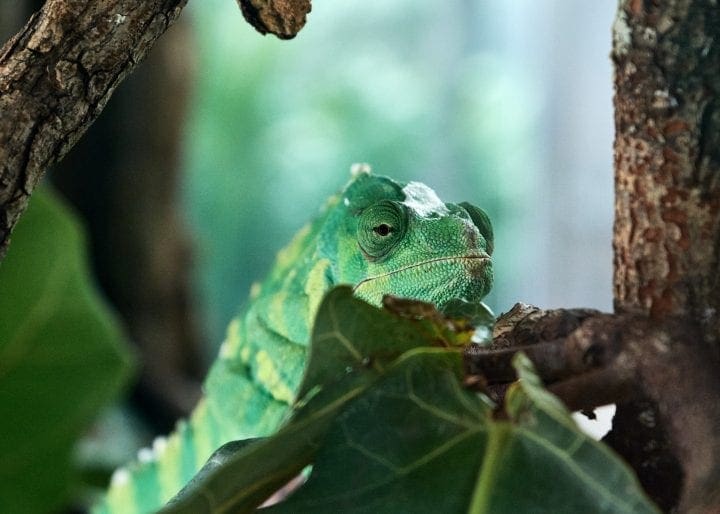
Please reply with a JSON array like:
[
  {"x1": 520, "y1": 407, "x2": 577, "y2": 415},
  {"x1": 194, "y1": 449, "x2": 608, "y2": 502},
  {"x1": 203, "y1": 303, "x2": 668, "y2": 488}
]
[{"x1": 0, "y1": 0, "x2": 617, "y2": 510}]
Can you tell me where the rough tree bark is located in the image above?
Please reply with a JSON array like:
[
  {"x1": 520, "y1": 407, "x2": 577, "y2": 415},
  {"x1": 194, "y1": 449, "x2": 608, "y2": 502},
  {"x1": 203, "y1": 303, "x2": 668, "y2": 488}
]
[
  {"x1": 466, "y1": 2, "x2": 720, "y2": 513},
  {"x1": 0, "y1": 0, "x2": 188, "y2": 255},
  {"x1": 612, "y1": 0, "x2": 720, "y2": 337}
]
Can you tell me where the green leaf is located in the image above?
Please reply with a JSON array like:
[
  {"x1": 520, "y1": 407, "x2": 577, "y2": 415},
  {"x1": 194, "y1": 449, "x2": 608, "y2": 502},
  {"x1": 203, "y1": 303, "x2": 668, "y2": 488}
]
[
  {"x1": 161, "y1": 286, "x2": 457, "y2": 514},
  {"x1": 0, "y1": 188, "x2": 134, "y2": 514},
  {"x1": 469, "y1": 353, "x2": 659, "y2": 513},
  {"x1": 265, "y1": 348, "x2": 491, "y2": 514},
  {"x1": 296, "y1": 286, "x2": 466, "y2": 403},
  {"x1": 162, "y1": 288, "x2": 658, "y2": 514}
]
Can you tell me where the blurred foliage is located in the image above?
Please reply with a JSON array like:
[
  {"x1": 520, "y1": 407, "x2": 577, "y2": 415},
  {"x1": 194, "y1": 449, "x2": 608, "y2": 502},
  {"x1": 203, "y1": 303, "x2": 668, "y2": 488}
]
[
  {"x1": 0, "y1": 188, "x2": 133, "y2": 513},
  {"x1": 161, "y1": 288, "x2": 658, "y2": 514},
  {"x1": 183, "y1": 0, "x2": 540, "y2": 349}
]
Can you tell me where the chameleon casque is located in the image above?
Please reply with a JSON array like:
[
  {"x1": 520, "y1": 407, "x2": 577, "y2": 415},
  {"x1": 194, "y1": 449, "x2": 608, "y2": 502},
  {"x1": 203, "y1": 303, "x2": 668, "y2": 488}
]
[{"x1": 97, "y1": 167, "x2": 494, "y2": 514}]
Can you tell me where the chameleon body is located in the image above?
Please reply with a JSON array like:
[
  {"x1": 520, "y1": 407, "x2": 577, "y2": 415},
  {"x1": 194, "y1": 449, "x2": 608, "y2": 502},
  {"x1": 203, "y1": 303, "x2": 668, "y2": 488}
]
[{"x1": 96, "y1": 169, "x2": 493, "y2": 514}]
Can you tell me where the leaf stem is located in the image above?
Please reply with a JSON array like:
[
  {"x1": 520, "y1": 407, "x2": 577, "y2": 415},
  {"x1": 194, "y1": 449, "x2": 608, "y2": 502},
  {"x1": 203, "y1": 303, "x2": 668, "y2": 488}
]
[{"x1": 467, "y1": 424, "x2": 511, "y2": 514}]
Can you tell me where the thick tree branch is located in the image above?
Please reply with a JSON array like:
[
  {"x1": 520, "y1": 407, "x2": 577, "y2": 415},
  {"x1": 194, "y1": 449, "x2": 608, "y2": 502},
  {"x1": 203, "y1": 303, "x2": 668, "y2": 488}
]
[{"x1": 0, "y1": 0, "x2": 188, "y2": 256}]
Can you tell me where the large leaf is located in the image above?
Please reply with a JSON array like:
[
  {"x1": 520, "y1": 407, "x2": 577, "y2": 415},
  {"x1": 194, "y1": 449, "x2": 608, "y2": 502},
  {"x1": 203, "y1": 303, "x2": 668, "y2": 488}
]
[
  {"x1": 266, "y1": 349, "x2": 490, "y2": 514},
  {"x1": 163, "y1": 287, "x2": 658, "y2": 514},
  {"x1": 0, "y1": 189, "x2": 134, "y2": 514},
  {"x1": 161, "y1": 286, "x2": 469, "y2": 514}
]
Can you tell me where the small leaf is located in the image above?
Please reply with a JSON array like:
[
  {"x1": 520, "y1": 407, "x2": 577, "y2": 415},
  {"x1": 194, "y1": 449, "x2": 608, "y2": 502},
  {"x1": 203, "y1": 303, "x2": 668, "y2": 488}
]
[
  {"x1": 442, "y1": 298, "x2": 495, "y2": 344},
  {"x1": 296, "y1": 286, "x2": 462, "y2": 402},
  {"x1": 0, "y1": 188, "x2": 134, "y2": 514},
  {"x1": 471, "y1": 353, "x2": 660, "y2": 513}
]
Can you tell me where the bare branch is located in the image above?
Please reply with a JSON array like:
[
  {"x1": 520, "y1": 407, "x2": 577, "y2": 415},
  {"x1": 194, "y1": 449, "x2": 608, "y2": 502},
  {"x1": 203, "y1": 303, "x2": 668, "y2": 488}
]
[{"x1": 0, "y1": 0, "x2": 188, "y2": 256}]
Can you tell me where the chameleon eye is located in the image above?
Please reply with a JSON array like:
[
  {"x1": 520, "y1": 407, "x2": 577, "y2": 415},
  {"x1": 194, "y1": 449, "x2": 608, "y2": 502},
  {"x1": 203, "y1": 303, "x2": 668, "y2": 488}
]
[{"x1": 358, "y1": 201, "x2": 407, "y2": 260}]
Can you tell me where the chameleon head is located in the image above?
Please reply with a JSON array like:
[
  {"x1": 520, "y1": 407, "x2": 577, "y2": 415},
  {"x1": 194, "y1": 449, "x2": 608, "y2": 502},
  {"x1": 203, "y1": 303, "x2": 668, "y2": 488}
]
[{"x1": 329, "y1": 172, "x2": 494, "y2": 308}]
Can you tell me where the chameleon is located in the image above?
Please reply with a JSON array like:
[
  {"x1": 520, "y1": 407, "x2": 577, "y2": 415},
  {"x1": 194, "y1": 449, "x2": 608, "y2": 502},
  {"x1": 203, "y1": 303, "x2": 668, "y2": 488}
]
[{"x1": 96, "y1": 166, "x2": 494, "y2": 514}]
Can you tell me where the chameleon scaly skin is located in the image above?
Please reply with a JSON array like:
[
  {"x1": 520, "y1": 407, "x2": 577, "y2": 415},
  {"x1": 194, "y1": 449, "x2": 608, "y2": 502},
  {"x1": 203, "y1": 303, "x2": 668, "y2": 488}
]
[{"x1": 96, "y1": 168, "x2": 493, "y2": 514}]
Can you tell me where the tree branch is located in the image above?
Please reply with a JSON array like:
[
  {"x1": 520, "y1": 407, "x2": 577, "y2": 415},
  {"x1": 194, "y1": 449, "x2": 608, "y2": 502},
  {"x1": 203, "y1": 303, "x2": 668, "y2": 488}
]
[
  {"x1": 0, "y1": 0, "x2": 188, "y2": 256},
  {"x1": 237, "y1": 0, "x2": 312, "y2": 39}
]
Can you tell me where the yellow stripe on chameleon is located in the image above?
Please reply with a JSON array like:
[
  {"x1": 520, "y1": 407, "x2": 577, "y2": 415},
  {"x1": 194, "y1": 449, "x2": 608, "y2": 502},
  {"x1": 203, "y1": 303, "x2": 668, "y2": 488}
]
[
  {"x1": 240, "y1": 345, "x2": 251, "y2": 364},
  {"x1": 155, "y1": 433, "x2": 181, "y2": 505},
  {"x1": 305, "y1": 258, "x2": 331, "y2": 327},
  {"x1": 105, "y1": 466, "x2": 137, "y2": 514},
  {"x1": 255, "y1": 349, "x2": 294, "y2": 403},
  {"x1": 268, "y1": 287, "x2": 289, "y2": 336},
  {"x1": 249, "y1": 281, "x2": 262, "y2": 300},
  {"x1": 219, "y1": 318, "x2": 242, "y2": 360},
  {"x1": 190, "y1": 400, "x2": 216, "y2": 469},
  {"x1": 275, "y1": 223, "x2": 311, "y2": 270}
]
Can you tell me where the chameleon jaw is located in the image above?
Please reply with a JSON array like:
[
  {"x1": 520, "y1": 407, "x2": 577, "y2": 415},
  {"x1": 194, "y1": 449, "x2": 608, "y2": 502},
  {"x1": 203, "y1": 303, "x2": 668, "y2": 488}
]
[{"x1": 352, "y1": 254, "x2": 492, "y2": 307}]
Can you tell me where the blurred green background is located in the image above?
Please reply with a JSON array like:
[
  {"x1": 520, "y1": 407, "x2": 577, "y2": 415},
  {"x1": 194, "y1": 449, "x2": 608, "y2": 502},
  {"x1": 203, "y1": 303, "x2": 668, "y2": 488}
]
[{"x1": 0, "y1": 1, "x2": 617, "y2": 511}]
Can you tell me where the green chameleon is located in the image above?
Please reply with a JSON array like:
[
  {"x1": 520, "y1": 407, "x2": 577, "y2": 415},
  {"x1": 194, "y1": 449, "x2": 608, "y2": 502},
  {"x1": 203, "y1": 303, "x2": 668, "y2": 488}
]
[{"x1": 96, "y1": 167, "x2": 494, "y2": 514}]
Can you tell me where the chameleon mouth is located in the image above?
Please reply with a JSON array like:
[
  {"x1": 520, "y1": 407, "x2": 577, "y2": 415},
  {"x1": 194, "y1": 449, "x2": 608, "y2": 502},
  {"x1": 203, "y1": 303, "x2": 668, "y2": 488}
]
[{"x1": 352, "y1": 254, "x2": 491, "y2": 294}]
